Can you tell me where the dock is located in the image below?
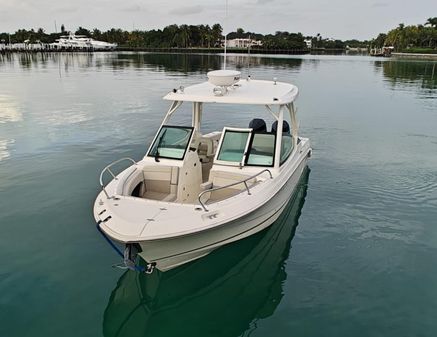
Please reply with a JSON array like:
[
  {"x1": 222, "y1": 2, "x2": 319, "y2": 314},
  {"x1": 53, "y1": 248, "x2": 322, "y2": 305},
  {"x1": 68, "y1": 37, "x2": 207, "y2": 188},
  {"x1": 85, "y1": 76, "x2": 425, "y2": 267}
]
[{"x1": 0, "y1": 43, "x2": 95, "y2": 53}]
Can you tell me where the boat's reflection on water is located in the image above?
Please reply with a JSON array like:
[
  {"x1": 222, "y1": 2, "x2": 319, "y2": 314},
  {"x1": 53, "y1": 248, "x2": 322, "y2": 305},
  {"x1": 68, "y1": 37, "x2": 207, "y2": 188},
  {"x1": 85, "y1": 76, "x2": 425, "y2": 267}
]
[{"x1": 103, "y1": 168, "x2": 310, "y2": 337}]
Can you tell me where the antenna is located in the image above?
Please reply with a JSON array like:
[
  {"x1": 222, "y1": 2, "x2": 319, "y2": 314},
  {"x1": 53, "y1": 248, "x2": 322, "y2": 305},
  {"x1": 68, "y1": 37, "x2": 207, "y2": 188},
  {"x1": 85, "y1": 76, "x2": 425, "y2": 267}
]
[
  {"x1": 223, "y1": 0, "x2": 228, "y2": 70},
  {"x1": 247, "y1": 34, "x2": 251, "y2": 79}
]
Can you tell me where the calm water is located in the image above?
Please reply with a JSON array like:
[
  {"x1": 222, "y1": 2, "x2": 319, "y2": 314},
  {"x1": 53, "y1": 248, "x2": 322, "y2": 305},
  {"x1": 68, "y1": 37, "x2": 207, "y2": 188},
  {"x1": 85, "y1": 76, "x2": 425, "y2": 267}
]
[{"x1": 1, "y1": 52, "x2": 437, "y2": 337}]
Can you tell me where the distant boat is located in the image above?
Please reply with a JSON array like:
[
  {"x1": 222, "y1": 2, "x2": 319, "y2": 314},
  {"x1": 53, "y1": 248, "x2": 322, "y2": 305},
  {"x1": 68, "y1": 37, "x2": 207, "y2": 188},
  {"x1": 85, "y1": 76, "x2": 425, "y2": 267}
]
[
  {"x1": 370, "y1": 46, "x2": 394, "y2": 57},
  {"x1": 50, "y1": 32, "x2": 117, "y2": 50}
]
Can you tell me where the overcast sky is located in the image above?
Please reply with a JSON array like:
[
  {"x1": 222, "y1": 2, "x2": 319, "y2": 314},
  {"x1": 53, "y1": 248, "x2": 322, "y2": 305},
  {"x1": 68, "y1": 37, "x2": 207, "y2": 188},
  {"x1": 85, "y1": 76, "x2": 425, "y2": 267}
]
[{"x1": 0, "y1": 0, "x2": 436, "y2": 40}]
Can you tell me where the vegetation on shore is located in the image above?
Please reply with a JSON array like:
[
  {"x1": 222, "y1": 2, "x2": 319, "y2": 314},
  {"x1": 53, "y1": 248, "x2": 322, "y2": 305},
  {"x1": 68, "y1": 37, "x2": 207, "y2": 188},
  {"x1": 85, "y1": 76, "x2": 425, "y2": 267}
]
[
  {"x1": 4, "y1": 18, "x2": 437, "y2": 53},
  {"x1": 372, "y1": 17, "x2": 437, "y2": 53},
  {"x1": 1, "y1": 24, "x2": 367, "y2": 51}
]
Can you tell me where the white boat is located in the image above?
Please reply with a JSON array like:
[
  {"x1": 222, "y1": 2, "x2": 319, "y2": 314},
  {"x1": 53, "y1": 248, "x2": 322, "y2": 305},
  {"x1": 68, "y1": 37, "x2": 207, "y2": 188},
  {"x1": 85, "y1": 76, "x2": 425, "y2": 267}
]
[
  {"x1": 93, "y1": 69, "x2": 312, "y2": 273},
  {"x1": 50, "y1": 32, "x2": 117, "y2": 50},
  {"x1": 86, "y1": 38, "x2": 117, "y2": 50}
]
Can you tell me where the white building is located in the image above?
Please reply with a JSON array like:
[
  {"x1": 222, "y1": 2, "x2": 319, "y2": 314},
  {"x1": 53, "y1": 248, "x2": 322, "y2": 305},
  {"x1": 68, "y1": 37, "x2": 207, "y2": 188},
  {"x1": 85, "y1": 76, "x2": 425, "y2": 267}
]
[
  {"x1": 224, "y1": 38, "x2": 262, "y2": 48},
  {"x1": 304, "y1": 39, "x2": 312, "y2": 49}
]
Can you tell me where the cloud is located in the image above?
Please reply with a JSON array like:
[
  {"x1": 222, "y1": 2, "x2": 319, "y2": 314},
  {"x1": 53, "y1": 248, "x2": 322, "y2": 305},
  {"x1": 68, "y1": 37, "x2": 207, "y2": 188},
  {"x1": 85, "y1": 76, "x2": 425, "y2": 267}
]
[
  {"x1": 169, "y1": 5, "x2": 203, "y2": 16},
  {"x1": 120, "y1": 4, "x2": 143, "y2": 12},
  {"x1": 256, "y1": 0, "x2": 275, "y2": 4},
  {"x1": 371, "y1": 2, "x2": 389, "y2": 7},
  {"x1": 53, "y1": 5, "x2": 79, "y2": 13}
]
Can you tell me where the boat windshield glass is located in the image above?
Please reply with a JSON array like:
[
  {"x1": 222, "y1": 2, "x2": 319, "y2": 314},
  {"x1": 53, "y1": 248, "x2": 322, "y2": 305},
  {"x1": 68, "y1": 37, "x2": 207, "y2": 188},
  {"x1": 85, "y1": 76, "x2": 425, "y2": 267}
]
[
  {"x1": 280, "y1": 133, "x2": 293, "y2": 164},
  {"x1": 148, "y1": 125, "x2": 194, "y2": 160},
  {"x1": 217, "y1": 129, "x2": 276, "y2": 166},
  {"x1": 217, "y1": 129, "x2": 250, "y2": 163},
  {"x1": 246, "y1": 133, "x2": 275, "y2": 166}
]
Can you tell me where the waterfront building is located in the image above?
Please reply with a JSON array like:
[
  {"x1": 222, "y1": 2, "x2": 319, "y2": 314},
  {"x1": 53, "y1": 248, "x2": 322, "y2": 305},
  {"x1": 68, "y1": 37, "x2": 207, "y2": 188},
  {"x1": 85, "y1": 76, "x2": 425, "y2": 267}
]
[{"x1": 224, "y1": 38, "x2": 262, "y2": 48}]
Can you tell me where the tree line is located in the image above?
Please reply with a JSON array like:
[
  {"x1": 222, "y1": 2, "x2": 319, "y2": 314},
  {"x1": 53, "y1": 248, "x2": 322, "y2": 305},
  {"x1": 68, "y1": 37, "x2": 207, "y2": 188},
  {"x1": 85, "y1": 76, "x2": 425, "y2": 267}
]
[
  {"x1": 0, "y1": 23, "x2": 368, "y2": 50},
  {"x1": 371, "y1": 17, "x2": 437, "y2": 52}
]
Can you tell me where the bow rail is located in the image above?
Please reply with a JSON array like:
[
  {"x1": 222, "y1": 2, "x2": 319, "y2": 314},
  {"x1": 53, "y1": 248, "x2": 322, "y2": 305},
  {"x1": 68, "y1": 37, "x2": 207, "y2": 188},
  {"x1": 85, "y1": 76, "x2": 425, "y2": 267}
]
[{"x1": 99, "y1": 157, "x2": 138, "y2": 199}]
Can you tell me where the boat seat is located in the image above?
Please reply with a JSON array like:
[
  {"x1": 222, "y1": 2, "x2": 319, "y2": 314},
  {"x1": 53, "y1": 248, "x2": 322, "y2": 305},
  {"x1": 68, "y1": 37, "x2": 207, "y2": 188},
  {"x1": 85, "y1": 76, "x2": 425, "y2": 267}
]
[
  {"x1": 198, "y1": 135, "x2": 219, "y2": 182},
  {"x1": 198, "y1": 137, "x2": 214, "y2": 163},
  {"x1": 201, "y1": 170, "x2": 258, "y2": 203},
  {"x1": 141, "y1": 166, "x2": 179, "y2": 201}
]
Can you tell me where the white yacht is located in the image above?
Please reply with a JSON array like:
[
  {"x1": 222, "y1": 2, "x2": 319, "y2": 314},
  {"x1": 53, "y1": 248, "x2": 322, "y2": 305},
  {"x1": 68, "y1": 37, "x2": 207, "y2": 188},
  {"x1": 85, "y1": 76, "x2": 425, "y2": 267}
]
[
  {"x1": 93, "y1": 69, "x2": 312, "y2": 273},
  {"x1": 86, "y1": 38, "x2": 117, "y2": 50},
  {"x1": 50, "y1": 32, "x2": 117, "y2": 50}
]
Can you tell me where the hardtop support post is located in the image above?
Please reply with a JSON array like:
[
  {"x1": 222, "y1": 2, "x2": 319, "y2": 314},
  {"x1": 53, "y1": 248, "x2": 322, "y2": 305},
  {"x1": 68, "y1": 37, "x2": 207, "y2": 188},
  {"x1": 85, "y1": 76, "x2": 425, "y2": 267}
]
[
  {"x1": 145, "y1": 100, "x2": 182, "y2": 158},
  {"x1": 288, "y1": 102, "x2": 299, "y2": 146},
  {"x1": 274, "y1": 105, "x2": 285, "y2": 168},
  {"x1": 192, "y1": 102, "x2": 202, "y2": 131},
  {"x1": 265, "y1": 105, "x2": 279, "y2": 121}
]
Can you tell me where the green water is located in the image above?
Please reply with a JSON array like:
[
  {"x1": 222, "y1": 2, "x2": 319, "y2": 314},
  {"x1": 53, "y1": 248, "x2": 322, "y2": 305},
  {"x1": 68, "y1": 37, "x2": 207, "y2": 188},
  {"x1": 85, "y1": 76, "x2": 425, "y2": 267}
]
[{"x1": 1, "y1": 53, "x2": 437, "y2": 337}]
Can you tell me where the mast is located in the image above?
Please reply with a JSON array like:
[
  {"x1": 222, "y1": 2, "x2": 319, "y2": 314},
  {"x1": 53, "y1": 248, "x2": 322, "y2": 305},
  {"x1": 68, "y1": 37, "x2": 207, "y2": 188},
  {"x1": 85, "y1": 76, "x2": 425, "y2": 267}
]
[{"x1": 223, "y1": 0, "x2": 228, "y2": 70}]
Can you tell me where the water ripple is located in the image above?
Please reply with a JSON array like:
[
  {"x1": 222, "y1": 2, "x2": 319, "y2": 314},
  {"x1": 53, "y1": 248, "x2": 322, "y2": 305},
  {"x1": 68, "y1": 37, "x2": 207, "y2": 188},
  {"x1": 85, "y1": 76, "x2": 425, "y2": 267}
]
[
  {"x1": 0, "y1": 139, "x2": 14, "y2": 161},
  {"x1": 0, "y1": 95, "x2": 22, "y2": 123}
]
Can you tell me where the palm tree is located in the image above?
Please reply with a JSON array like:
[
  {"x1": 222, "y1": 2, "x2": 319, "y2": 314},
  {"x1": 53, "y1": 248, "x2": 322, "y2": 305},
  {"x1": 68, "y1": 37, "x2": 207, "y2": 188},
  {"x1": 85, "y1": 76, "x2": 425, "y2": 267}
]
[
  {"x1": 425, "y1": 17, "x2": 437, "y2": 28},
  {"x1": 92, "y1": 28, "x2": 102, "y2": 40},
  {"x1": 394, "y1": 23, "x2": 406, "y2": 50},
  {"x1": 163, "y1": 24, "x2": 178, "y2": 47},
  {"x1": 211, "y1": 24, "x2": 223, "y2": 47},
  {"x1": 203, "y1": 25, "x2": 213, "y2": 48},
  {"x1": 36, "y1": 28, "x2": 45, "y2": 42},
  {"x1": 180, "y1": 25, "x2": 190, "y2": 48}
]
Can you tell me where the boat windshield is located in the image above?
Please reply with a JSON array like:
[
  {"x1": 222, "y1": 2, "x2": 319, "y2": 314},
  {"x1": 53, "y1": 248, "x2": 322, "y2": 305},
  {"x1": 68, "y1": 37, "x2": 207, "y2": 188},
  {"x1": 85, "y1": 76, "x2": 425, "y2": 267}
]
[
  {"x1": 217, "y1": 129, "x2": 251, "y2": 164},
  {"x1": 216, "y1": 128, "x2": 275, "y2": 167},
  {"x1": 246, "y1": 133, "x2": 275, "y2": 166},
  {"x1": 148, "y1": 125, "x2": 194, "y2": 160}
]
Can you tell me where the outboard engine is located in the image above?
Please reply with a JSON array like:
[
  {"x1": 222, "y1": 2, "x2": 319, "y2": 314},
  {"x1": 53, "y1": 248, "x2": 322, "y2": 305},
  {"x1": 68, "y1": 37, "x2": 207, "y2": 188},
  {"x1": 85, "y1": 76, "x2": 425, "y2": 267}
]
[
  {"x1": 272, "y1": 120, "x2": 290, "y2": 134},
  {"x1": 249, "y1": 118, "x2": 267, "y2": 133},
  {"x1": 123, "y1": 243, "x2": 142, "y2": 270},
  {"x1": 123, "y1": 243, "x2": 156, "y2": 274}
]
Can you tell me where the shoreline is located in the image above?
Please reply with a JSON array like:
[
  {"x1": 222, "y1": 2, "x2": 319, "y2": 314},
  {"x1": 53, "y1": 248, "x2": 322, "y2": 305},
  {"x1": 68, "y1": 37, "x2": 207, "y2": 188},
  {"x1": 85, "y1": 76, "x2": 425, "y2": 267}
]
[
  {"x1": 392, "y1": 52, "x2": 437, "y2": 60},
  {"x1": 117, "y1": 47, "x2": 311, "y2": 54},
  {"x1": 0, "y1": 46, "x2": 371, "y2": 56},
  {"x1": 0, "y1": 47, "x2": 311, "y2": 55}
]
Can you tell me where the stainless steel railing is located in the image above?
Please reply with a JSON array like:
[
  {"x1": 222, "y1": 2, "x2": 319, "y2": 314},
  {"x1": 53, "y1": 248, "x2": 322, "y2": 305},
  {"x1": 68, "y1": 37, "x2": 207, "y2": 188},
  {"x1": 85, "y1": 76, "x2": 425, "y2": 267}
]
[
  {"x1": 197, "y1": 169, "x2": 273, "y2": 212},
  {"x1": 99, "y1": 157, "x2": 138, "y2": 199}
]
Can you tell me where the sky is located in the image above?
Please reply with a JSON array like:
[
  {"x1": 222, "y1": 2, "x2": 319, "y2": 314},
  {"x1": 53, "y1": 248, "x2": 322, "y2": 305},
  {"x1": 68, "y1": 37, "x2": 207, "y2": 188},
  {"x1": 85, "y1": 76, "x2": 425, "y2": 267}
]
[{"x1": 0, "y1": 0, "x2": 436, "y2": 40}]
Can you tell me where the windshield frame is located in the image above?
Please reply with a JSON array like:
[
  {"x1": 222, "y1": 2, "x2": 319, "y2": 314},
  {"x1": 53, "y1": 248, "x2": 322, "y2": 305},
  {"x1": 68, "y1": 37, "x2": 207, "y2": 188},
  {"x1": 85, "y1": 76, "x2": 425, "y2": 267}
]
[
  {"x1": 214, "y1": 127, "x2": 252, "y2": 167},
  {"x1": 215, "y1": 127, "x2": 278, "y2": 168},
  {"x1": 147, "y1": 125, "x2": 194, "y2": 161}
]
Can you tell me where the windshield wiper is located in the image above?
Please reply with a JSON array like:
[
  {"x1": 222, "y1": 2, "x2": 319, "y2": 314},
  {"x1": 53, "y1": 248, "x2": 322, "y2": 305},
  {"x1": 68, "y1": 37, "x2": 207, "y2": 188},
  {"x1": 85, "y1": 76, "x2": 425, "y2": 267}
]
[{"x1": 154, "y1": 129, "x2": 167, "y2": 162}]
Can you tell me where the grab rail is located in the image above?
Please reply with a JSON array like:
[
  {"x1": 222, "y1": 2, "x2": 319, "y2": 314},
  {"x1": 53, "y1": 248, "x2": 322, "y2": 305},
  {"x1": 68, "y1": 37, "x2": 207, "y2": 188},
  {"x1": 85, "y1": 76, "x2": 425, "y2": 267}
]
[
  {"x1": 197, "y1": 169, "x2": 273, "y2": 212},
  {"x1": 99, "y1": 157, "x2": 138, "y2": 199}
]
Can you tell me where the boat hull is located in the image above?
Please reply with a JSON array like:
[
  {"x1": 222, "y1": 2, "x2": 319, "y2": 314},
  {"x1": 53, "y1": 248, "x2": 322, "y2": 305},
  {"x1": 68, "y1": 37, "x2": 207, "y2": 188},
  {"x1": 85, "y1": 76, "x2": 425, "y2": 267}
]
[{"x1": 137, "y1": 153, "x2": 309, "y2": 271}]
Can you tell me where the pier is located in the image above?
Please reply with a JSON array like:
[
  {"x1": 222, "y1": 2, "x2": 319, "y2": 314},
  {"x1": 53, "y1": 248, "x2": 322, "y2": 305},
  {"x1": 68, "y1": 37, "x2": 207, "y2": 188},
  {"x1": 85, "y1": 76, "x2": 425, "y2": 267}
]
[{"x1": 0, "y1": 43, "x2": 95, "y2": 53}]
